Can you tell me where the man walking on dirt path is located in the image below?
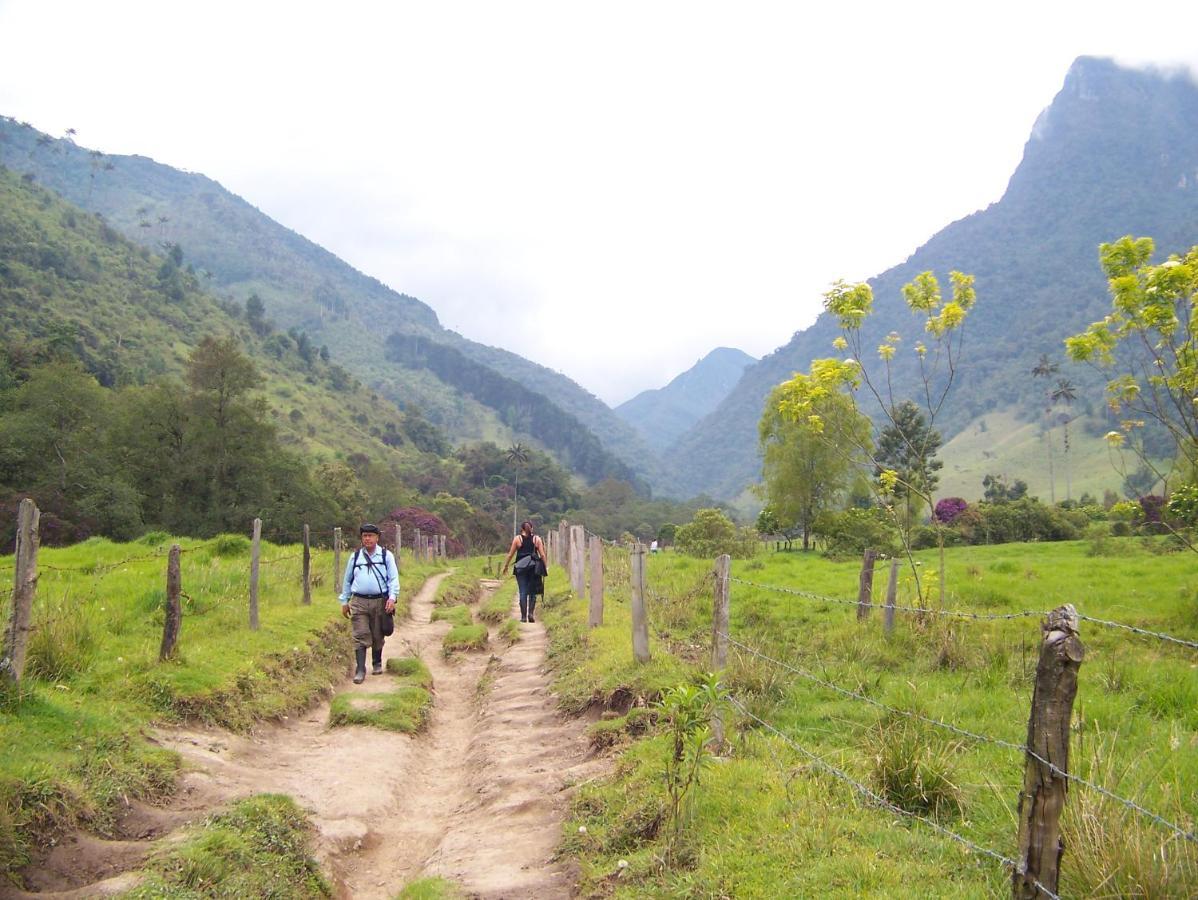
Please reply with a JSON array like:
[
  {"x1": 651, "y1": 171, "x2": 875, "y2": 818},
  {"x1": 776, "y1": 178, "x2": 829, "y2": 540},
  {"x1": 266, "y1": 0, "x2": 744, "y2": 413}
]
[{"x1": 339, "y1": 523, "x2": 399, "y2": 683}]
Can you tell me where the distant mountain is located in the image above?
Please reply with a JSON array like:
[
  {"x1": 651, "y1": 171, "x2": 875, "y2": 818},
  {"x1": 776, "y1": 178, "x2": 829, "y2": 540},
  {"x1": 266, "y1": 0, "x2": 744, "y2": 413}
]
[
  {"x1": 663, "y1": 57, "x2": 1198, "y2": 500},
  {"x1": 0, "y1": 118, "x2": 663, "y2": 489},
  {"x1": 615, "y1": 347, "x2": 756, "y2": 452}
]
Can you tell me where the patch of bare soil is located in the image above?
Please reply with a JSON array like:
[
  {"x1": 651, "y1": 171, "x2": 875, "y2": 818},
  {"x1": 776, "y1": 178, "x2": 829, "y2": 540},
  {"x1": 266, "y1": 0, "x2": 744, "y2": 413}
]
[{"x1": 9, "y1": 573, "x2": 603, "y2": 899}]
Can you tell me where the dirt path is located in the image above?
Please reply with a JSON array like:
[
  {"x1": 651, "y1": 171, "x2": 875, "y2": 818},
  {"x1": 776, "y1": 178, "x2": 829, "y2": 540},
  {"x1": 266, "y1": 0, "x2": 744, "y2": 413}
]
[{"x1": 13, "y1": 573, "x2": 600, "y2": 899}]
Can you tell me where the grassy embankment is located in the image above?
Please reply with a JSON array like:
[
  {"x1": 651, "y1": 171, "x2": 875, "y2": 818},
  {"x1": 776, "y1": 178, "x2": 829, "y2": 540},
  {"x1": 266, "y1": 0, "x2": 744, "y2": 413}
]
[
  {"x1": 0, "y1": 533, "x2": 445, "y2": 884},
  {"x1": 541, "y1": 540, "x2": 1198, "y2": 897},
  {"x1": 328, "y1": 657, "x2": 434, "y2": 733}
]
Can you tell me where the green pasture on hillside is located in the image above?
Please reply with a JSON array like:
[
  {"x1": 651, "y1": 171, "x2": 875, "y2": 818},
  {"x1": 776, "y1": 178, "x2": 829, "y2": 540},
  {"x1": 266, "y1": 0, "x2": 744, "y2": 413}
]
[
  {"x1": 0, "y1": 533, "x2": 446, "y2": 881},
  {"x1": 542, "y1": 540, "x2": 1198, "y2": 898}
]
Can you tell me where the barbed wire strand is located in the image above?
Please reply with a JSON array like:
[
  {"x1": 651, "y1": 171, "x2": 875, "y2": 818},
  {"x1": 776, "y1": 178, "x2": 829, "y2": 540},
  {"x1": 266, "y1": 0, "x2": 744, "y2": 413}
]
[
  {"x1": 729, "y1": 576, "x2": 1044, "y2": 622},
  {"x1": 1074, "y1": 613, "x2": 1198, "y2": 651},
  {"x1": 725, "y1": 694, "x2": 1061, "y2": 900},
  {"x1": 721, "y1": 630, "x2": 1198, "y2": 845}
]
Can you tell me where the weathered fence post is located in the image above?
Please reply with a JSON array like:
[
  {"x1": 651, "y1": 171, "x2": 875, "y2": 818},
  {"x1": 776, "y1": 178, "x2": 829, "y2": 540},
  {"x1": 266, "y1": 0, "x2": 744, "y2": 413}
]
[
  {"x1": 248, "y1": 517, "x2": 261, "y2": 630},
  {"x1": 159, "y1": 545, "x2": 182, "y2": 661},
  {"x1": 883, "y1": 558, "x2": 899, "y2": 634},
  {"x1": 570, "y1": 525, "x2": 586, "y2": 596},
  {"x1": 1, "y1": 498, "x2": 40, "y2": 686},
  {"x1": 856, "y1": 547, "x2": 877, "y2": 621},
  {"x1": 588, "y1": 535, "x2": 604, "y2": 627},
  {"x1": 1013, "y1": 604, "x2": 1084, "y2": 900},
  {"x1": 630, "y1": 542, "x2": 650, "y2": 663},
  {"x1": 558, "y1": 521, "x2": 569, "y2": 568},
  {"x1": 302, "y1": 524, "x2": 312, "y2": 605},
  {"x1": 711, "y1": 554, "x2": 731, "y2": 749},
  {"x1": 333, "y1": 526, "x2": 342, "y2": 585}
]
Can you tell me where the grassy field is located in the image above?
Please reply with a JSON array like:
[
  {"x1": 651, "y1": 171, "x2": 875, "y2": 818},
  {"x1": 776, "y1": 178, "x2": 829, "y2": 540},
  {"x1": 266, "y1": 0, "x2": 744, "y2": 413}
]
[
  {"x1": 541, "y1": 540, "x2": 1198, "y2": 897},
  {"x1": 0, "y1": 533, "x2": 446, "y2": 882}
]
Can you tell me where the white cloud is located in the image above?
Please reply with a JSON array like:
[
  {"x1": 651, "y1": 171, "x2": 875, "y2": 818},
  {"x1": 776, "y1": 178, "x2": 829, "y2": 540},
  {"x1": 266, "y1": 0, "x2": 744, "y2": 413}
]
[{"x1": 1, "y1": 1, "x2": 1196, "y2": 404}]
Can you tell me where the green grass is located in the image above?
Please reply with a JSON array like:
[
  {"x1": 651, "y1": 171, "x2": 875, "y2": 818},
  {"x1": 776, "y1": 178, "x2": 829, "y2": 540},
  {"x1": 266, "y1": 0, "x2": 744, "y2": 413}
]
[
  {"x1": 478, "y1": 585, "x2": 514, "y2": 624},
  {"x1": 0, "y1": 535, "x2": 446, "y2": 882},
  {"x1": 430, "y1": 604, "x2": 473, "y2": 627},
  {"x1": 442, "y1": 624, "x2": 488, "y2": 654},
  {"x1": 120, "y1": 794, "x2": 329, "y2": 898},
  {"x1": 547, "y1": 540, "x2": 1198, "y2": 897},
  {"x1": 432, "y1": 569, "x2": 481, "y2": 608},
  {"x1": 328, "y1": 655, "x2": 433, "y2": 734},
  {"x1": 394, "y1": 875, "x2": 464, "y2": 899},
  {"x1": 498, "y1": 619, "x2": 521, "y2": 644}
]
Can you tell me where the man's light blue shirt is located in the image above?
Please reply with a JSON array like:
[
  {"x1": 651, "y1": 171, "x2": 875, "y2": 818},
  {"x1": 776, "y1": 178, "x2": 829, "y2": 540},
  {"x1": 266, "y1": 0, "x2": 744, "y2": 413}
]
[{"x1": 339, "y1": 546, "x2": 399, "y2": 604}]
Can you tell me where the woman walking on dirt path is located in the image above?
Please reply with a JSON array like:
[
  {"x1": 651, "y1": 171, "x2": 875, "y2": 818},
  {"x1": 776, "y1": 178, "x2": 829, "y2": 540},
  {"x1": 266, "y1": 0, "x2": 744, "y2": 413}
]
[
  {"x1": 339, "y1": 523, "x2": 399, "y2": 683},
  {"x1": 501, "y1": 520, "x2": 546, "y2": 623}
]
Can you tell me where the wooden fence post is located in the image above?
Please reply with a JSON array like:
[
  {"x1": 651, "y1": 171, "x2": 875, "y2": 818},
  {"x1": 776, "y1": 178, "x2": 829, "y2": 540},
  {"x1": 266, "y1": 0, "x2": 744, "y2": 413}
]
[
  {"x1": 711, "y1": 554, "x2": 731, "y2": 749},
  {"x1": 630, "y1": 542, "x2": 650, "y2": 663},
  {"x1": 159, "y1": 545, "x2": 182, "y2": 661},
  {"x1": 302, "y1": 525, "x2": 312, "y2": 605},
  {"x1": 588, "y1": 535, "x2": 603, "y2": 627},
  {"x1": 249, "y1": 517, "x2": 261, "y2": 631},
  {"x1": 1013, "y1": 604, "x2": 1084, "y2": 900},
  {"x1": 558, "y1": 521, "x2": 569, "y2": 569},
  {"x1": 884, "y1": 558, "x2": 899, "y2": 634},
  {"x1": 856, "y1": 548, "x2": 877, "y2": 621},
  {"x1": 333, "y1": 526, "x2": 342, "y2": 586},
  {"x1": 570, "y1": 525, "x2": 586, "y2": 596},
  {"x1": 1, "y1": 498, "x2": 40, "y2": 686}
]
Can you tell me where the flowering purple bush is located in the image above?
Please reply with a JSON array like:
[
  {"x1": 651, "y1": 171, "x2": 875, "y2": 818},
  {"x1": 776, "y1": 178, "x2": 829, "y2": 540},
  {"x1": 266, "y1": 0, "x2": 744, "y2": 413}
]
[
  {"x1": 1138, "y1": 494, "x2": 1166, "y2": 525},
  {"x1": 933, "y1": 497, "x2": 969, "y2": 525},
  {"x1": 385, "y1": 507, "x2": 465, "y2": 555}
]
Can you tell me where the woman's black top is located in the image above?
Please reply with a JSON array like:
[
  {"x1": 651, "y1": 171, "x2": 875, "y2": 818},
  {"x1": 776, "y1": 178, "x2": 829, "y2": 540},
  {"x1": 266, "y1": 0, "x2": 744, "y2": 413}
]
[{"x1": 515, "y1": 533, "x2": 536, "y2": 562}]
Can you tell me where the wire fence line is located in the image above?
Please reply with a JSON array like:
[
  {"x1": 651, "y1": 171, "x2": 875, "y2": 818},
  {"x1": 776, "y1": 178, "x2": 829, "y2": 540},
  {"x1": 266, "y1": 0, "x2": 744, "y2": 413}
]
[
  {"x1": 720, "y1": 630, "x2": 1198, "y2": 846},
  {"x1": 725, "y1": 694, "x2": 1062, "y2": 900},
  {"x1": 730, "y1": 576, "x2": 1045, "y2": 622},
  {"x1": 729, "y1": 575, "x2": 1198, "y2": 651},
  {"x1": 1074, "y1": 613, "x2": 1198, "y2": 651}
]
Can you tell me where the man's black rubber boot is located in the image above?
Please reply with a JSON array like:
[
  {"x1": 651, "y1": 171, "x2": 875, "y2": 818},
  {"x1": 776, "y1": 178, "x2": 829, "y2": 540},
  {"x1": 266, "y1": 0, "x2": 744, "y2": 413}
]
[
  {"x1": 527, "y1": 598, "x2": 536, "y2": 623},
  {"x1": 353, "y1": 647, "x2": 367, "y2": 684},
  {"x1": 371, "y1": 648, "x2": 384, "y2": 676}
]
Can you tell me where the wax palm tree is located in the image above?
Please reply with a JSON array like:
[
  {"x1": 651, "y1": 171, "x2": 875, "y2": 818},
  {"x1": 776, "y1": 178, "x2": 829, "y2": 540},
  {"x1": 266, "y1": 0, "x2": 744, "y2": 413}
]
[
  {"x1": 505, "y1": 442, "x2": 530, "y2": 535},
  {"x1": 1032, "y1": 355, "x2": 1061, "y2": 502},
  {"x1": 1052, "y1": 379, "x2": 1078, "y2": 501}
]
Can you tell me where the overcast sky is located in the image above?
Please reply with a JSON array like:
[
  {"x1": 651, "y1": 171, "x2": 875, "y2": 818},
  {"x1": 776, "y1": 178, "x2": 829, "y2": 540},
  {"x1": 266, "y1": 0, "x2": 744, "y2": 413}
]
[{"x1": 1, "y1": 2, "x2": 1196, "y2": 405}]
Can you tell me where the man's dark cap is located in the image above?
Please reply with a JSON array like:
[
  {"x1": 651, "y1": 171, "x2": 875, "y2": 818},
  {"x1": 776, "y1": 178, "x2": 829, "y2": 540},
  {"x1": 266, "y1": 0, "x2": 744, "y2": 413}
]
[{"x1": 360, "y1": 523, "x2": 381, "y2": 535}]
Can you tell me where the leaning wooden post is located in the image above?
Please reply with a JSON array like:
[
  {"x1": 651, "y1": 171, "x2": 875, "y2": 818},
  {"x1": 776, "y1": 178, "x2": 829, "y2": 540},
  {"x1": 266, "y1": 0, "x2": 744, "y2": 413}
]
[
  {"x1": 570, "y1": 526, "x2": 586, "y2": 596},
  {"x1": 333, "y1": 526, "x2": 343, "y2": 585},
  {"x1": 301, "y1": 524, "x2": 312, "y2": 605},
  {"x1": 248, "y1": 518, "x2": 262, "y2": 631},
  {"x1": 159, "y1": 545, "x2": 182, "y2": 661},
  {"x1": 856, "y1": 547, "x2": 877, "y2": 621},
  {"x1": 711, "y1": 554, "x2": 731, "y2": 749},
  {"x1": 1, "y1": 498, "x2": 40, "y2": 686},
  {"x1": 630, "y1": 542, "x2": 650, "y2": 663},
  {"x1": 588, "y1": 535, "x2": 604, "y2": 627},
  {"x1": 883, "y1": 558, "x2": 899, "y2": 634},
  {"x1": 1013, "y1": 604, "x2": 1084, "y2": 900}
]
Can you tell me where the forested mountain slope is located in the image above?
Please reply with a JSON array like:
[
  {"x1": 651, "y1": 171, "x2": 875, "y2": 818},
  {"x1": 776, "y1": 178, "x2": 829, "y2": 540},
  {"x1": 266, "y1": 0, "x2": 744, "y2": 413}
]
[
  {"x1": 0, "y1": 117, "x2": 664, "y2": 489},
  {"x1": 0, "y1": 165, "x2": 465, "y2": 541},
  {"x1": 665, "y1": 57, "x2": 1198, "y2": 499},
  {"x1": 615, "y1": 347, "x2": 756, "y2": 452}
]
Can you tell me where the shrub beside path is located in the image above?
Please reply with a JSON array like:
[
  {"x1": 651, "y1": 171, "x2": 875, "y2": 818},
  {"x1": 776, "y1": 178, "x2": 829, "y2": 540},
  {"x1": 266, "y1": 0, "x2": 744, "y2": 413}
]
[{"x1": 150, "y1": 573, "x2": 599, "y2": 899}]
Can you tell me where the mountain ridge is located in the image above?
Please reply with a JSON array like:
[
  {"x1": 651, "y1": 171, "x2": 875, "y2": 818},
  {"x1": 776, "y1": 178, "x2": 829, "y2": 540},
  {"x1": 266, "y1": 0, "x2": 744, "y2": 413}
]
[
  {"x1": 662, "y1": 56, "x2": 1198, "y2": 500},
  {"x1": 0, "y1": 119, "x2": 665, "y2": 490},
  {"x1": 615, "y1": 347, "x2": 756, "y2": 452}
]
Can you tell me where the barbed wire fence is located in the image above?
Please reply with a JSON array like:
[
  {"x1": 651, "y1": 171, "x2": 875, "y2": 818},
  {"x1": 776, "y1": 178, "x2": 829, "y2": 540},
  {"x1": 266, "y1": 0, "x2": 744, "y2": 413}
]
[
  {"x1": 588, "y1": 541, "x2": 1197, "y2": 897},
  {"x1": 0, "y1": 500, "x2": 397, "y2": 685}
]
